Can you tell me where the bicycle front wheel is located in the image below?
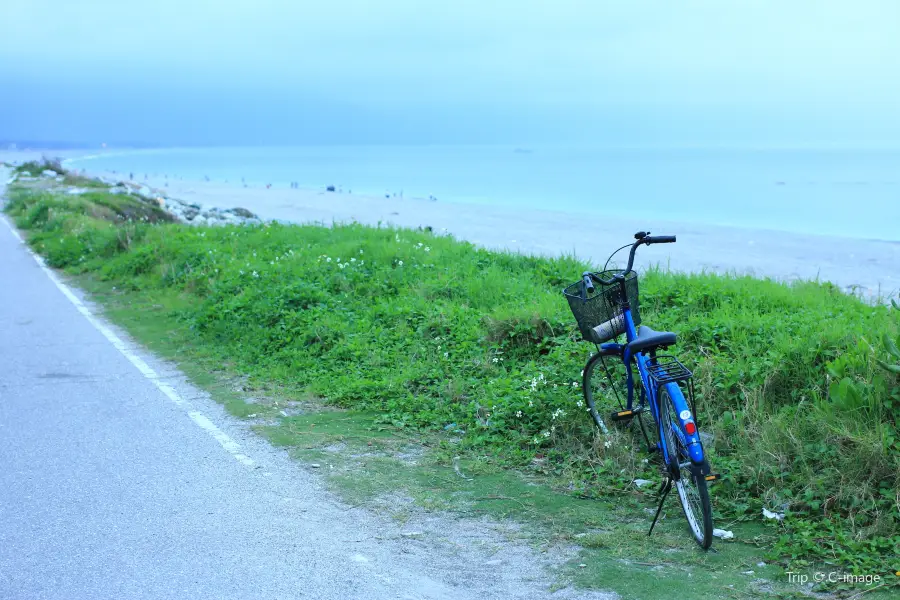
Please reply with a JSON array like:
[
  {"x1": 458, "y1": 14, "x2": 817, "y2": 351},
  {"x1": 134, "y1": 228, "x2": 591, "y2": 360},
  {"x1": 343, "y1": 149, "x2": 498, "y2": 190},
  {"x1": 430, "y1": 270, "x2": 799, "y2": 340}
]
[
  {"x1": 659, "y1": 385, "x2": 713, "y2": 549},
  {"x1": 582, "y1": 350, "x2": 631, "y2": 434}
]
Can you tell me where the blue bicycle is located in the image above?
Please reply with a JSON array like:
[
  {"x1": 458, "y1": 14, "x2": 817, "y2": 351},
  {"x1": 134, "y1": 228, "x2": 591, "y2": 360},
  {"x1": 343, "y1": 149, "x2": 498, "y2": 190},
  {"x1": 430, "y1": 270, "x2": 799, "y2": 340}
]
[{"x1": 564, "y1": 232, "x2": 718, "y2": 549}]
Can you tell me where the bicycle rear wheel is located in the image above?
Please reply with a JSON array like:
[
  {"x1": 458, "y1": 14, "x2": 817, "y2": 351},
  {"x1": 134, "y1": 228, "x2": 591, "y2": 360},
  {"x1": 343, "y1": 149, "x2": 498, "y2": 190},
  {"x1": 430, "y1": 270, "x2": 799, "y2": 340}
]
[{"x1": 659, "y1": 385, "x2": 713, "y2": 549}]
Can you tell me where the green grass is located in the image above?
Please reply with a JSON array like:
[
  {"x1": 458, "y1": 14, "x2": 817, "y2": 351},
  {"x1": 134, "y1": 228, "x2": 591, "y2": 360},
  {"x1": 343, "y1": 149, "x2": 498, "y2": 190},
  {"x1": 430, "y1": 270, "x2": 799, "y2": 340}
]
[{"x1": 5, "y1": 163, "x2": 900, "y2": 597}]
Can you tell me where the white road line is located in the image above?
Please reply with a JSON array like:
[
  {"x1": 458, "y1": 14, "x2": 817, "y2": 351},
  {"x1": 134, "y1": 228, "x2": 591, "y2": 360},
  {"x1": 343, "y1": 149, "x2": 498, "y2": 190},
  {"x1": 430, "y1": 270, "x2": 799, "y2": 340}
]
[{"x1": 1, "y1": 214, "x2": 256, "y2": 468}]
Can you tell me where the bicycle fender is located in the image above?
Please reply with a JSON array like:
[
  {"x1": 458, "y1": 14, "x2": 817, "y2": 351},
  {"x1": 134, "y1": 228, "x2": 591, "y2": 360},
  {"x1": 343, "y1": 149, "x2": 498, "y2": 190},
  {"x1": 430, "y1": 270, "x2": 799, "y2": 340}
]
[{"x1": 664, "y1": 382, "x2": 705, "y2": 464}]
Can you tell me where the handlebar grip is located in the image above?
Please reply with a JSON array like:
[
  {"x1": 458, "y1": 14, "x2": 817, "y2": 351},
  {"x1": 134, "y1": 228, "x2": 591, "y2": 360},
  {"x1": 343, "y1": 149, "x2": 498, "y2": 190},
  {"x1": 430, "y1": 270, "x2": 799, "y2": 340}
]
[
  {"x1": 646, "y1": 235, "x2": 676, "y2": 244},
  {"x1": 582, "y1": 273, "x2": 595, "y2": 295}
]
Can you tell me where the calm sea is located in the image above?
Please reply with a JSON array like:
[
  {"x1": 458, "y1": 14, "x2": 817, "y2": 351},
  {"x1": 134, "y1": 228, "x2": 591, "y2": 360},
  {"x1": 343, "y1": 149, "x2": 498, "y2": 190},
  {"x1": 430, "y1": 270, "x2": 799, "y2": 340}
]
[{"x1": 70, "y1": 146, "x2": 900, "y2": 241}]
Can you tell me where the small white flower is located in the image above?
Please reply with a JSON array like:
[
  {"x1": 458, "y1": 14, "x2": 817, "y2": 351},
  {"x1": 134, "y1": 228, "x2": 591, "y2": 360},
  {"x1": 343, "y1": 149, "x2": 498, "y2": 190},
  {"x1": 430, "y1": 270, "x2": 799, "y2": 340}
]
[
  {"x1": 576, "y1": 400, "x2": 584, "y2": 408},
  {"x1": 604, "y1": 440, "x2": 612, "y2": 449},
  {"x1": 326, "y1": 257, "x2": 332, "y2": 262},
  {"x1": 359, "y1": 249, "x2": 363, "y2": 254},
  {"x1": 515, "y1": 411, "x2": 522, "y2": 418},
  {"x1": 550, "y1": 425, "x2": 556, "y2": 433},
  {"x1": 542, "y1": 430, "x2": 551, "y2": 438},
  {"x1": 492, "y1": 357, "x2": 499, "y2": 363},
  {"x1": 350, "y1": 258, "x2": 356, "y2": 262},
  {"x1": 424, "y1": 246, "x2": 430, "y2": 252},
  {"x1": 571, "y1": 382, "x2": 578, "y2": 387},
  {"x1": 239, "y1": 270, "x2": 244, "y2": 275},
  {"x1": 339, "y1": 263, "x2": 345, "y2": 269},
  {"x1": 444, "y1": 352, "x2": 449, "y2": 358},
  {"x1": 270, "y1": 261, "x2": 274, "y2": 265},
  {"x1": 252, "y1": 271, "x2": 259, "y2": 278},
  {"x1": 528, "y1": 400, "x2": 534, "y2": 407},
  {"x1": 398, "y1": 260, "x2": 403, "y2": 266}
]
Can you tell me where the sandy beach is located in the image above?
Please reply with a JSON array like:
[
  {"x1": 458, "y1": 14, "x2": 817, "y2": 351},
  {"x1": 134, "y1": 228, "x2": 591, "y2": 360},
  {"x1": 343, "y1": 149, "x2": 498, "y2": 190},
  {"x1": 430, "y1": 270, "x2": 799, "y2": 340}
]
[{"x1": 3, "y1": 149, "x2": 898, "y2": 300}]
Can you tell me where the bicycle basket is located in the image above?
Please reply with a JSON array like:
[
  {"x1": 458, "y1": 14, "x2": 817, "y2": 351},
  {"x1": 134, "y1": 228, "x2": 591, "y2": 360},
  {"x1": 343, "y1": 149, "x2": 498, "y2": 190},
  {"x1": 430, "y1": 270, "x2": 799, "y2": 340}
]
[{"x1": 562, "y1": 270, "x2": 641, "y2": 343}]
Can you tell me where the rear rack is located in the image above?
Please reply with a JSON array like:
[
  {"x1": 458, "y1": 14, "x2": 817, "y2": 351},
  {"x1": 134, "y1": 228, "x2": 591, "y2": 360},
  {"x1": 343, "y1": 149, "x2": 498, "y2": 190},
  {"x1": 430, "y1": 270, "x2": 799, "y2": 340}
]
[{"x1": 647, "y1": 356, "x2": 692, "y2": 385}]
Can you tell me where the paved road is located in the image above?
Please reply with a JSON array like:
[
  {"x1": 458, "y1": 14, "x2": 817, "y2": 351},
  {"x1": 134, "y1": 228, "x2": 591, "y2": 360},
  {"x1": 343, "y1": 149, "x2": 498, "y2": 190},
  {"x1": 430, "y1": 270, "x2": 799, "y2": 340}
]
[{"x1": 0, "y1": 173, "x2": 609, "y2": 600}]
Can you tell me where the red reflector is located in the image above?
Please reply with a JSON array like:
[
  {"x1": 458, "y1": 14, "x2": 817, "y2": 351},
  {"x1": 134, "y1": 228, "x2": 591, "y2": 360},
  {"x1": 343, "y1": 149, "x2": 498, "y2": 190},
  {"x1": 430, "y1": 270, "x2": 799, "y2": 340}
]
[{"x1": 684, "y1": 422, "x2": 697, "y2": 435}]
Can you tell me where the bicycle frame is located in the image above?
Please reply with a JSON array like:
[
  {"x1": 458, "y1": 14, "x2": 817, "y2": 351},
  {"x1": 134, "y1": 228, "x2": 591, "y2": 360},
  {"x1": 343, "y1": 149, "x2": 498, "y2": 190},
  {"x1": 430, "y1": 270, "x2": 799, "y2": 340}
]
[{"x1": 598, "y1": 302, "x2": 705, "y2": 469}]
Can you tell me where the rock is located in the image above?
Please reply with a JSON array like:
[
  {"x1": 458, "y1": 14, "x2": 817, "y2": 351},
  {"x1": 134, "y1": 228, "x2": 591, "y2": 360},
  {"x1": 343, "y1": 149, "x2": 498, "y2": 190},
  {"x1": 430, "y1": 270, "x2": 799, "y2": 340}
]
[
  {"x1": 326, "y1": 185, "x2": 335, "y2": 192},
  {"x1": 138, "y1": 186, "x2": 152, "y2": 197},
  {"x1": 400, "y1": 531, "x2": 425, "y2": 538},
  {"x1": 712, "y1": 528, "x2": 734, "y2": 539},
  {"x1": 182, "y1": 207, "x2": 200, "y2": 221},
  {"x1": 757, "y1": 562, "x2": 766, "y2": 567},
  {"x1": 229, "y1": 207, "x2": 256, "y2": 219},
  {"x1": 633, "y1": 479, "x2": 653, "y2": 488},
  {"x1": 41, "y1": 169, "x2": 58, "y2": 178},
  {"x1": 310, "y1": 463, "x2": 321, "y2": 468}
]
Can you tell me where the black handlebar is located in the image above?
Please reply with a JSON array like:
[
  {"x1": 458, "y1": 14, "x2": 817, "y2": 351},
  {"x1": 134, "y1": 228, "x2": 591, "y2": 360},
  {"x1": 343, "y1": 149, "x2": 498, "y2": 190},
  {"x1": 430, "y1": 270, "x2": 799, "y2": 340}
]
[
  {"x1": 590, "y1": 232, "x2": 677, "y2": 287},
  {"x1": 647, "y1": 235, "x2": 676, "y2": 244},
  {"x1": 582, "y1": 272, "x2": 595, "y2": 295}
]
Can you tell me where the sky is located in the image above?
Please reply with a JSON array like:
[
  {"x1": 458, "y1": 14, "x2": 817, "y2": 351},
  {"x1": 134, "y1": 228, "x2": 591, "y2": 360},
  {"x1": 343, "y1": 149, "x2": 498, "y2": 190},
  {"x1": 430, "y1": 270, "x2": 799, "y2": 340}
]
[{"x1": 2, "y1": 0, "x2": 900, "y2": 146}]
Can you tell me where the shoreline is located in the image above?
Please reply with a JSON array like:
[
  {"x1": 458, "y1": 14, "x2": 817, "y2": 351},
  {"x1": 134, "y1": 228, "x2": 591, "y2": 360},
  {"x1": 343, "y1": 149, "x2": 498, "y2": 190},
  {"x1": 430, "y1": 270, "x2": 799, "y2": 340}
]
[{"x1": 3, "y1": 149, "x2": 898, "y2": 300}]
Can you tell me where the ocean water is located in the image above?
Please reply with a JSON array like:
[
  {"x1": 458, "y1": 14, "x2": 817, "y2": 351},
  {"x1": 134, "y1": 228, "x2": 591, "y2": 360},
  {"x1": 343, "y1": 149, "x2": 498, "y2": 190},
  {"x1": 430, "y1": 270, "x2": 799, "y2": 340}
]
[{"x1": 70, "y1": 145, "x2": 900, "y2": 241}]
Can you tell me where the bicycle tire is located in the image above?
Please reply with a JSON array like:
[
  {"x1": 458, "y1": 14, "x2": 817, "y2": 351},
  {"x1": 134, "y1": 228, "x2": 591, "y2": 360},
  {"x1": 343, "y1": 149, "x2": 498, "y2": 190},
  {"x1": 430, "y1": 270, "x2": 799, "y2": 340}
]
[
  {"x1": 582, "y1": 352, "x2": 612, "y2": 433},
  {"x1": 659, "y1": 385, "x2": 713, "y2": 549}
]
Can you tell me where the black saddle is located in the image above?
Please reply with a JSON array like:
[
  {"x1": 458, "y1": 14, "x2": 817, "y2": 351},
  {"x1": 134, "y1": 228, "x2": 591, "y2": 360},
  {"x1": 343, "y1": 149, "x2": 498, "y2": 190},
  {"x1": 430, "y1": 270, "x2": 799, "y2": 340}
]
[{"x1": 627, "y1": 326, "x2": 677, "y2": 353}]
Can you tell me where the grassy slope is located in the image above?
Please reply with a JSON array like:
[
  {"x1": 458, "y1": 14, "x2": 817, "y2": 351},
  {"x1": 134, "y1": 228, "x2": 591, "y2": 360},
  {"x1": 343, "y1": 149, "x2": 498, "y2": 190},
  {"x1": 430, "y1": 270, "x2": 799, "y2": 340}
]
[{"x1": 5, "y1": 167, "x2": 899, "y2": 597}]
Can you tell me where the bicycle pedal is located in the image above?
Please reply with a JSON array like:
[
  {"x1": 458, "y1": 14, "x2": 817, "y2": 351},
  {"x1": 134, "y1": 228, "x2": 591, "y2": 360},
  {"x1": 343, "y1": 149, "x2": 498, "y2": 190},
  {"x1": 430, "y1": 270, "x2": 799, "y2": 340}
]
[
  {"x1": 704, "y1": 473, "x2": 722, "y2": 482},
  {"x1": 610, "y1": 407, "x2": 643, "y2": 422}
]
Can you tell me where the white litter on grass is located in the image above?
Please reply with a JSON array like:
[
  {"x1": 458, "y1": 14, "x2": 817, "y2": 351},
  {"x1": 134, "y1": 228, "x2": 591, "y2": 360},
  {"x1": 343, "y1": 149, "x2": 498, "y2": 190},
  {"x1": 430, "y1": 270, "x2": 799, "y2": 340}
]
[
  {"x1": 762, "y1": 508, "x2": 785, "y2": 521},
  {"x1": 633, "y1": 479, "x2": 653, "y2": 488},
  {"x1": 713, "y1": 528, "x2": 734, "y2": 539}
]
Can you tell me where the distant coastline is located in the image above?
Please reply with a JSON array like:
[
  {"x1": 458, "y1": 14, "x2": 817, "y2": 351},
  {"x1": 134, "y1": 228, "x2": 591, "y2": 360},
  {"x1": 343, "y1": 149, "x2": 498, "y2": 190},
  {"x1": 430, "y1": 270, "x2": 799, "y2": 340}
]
[{"x1": 2, "y1": 145, "x2": 899, "y2": 301}]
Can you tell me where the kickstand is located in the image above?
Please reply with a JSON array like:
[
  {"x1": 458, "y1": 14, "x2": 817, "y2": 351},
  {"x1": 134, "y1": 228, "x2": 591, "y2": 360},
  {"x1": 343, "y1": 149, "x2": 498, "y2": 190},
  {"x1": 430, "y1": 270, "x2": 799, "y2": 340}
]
[{"x1": 648, "y1": 478, "x2": 673, "y2": 536}]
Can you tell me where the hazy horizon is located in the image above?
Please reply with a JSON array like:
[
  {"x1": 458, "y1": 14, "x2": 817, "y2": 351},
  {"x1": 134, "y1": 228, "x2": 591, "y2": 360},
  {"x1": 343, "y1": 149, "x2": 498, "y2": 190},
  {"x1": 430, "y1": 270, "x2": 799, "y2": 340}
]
[{"x1": 3, "y1": 1, "x2": 900, "y2": 147}]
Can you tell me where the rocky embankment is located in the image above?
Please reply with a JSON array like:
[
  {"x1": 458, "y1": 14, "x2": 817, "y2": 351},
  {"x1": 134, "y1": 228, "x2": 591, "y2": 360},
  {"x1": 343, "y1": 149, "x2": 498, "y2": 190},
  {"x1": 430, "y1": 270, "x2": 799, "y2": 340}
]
[{"x1": 9, "y1": 167, "x2": 261, "y2": 226}]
